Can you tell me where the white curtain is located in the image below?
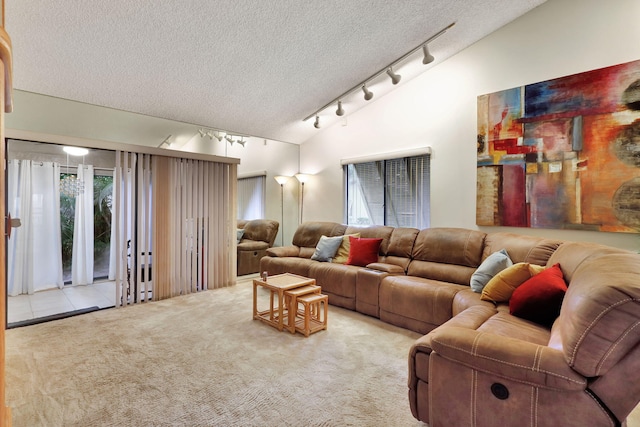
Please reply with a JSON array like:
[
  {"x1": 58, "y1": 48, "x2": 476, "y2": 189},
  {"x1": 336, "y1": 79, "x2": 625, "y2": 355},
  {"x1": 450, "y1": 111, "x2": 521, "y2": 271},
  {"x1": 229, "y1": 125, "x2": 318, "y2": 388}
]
[
  {"x1": 72, "y1": 165, "x2": 94, "y2": 285},
  {"x1": 108, "y1": 169, "x2": 117, "y2": 281},
  {"x1": 7, "y1": 160, "x2": 64, "y2": 296}
]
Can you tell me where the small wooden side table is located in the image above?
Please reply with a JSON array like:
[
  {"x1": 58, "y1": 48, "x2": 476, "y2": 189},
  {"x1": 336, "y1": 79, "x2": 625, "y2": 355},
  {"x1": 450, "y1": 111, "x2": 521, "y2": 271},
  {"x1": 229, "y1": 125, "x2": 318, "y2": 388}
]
[
  {"x1": 295, "y1": 293, "x2": 329, "y2": 337},
  {"x1": 283, "y1": 284, "x2": 321, "y2": 333},
  {"x1": 253, "y1": 273, "x2": 316, "y2": 331}
]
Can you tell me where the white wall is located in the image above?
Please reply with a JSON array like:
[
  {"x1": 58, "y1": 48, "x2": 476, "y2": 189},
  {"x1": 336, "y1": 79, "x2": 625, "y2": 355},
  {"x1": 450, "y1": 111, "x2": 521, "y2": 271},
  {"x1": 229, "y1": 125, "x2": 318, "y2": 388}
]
[
  {"x1": 300, "y1": 0, "x2": 640, "y2": 251},
  {"x1": 182, "y1": 136, "x2": 301, "y2": 246}
]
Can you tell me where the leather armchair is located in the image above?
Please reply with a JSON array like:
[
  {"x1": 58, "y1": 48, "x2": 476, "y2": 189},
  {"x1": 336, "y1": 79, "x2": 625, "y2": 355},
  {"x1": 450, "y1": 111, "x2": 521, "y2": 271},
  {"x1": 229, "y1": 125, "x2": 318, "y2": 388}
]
[{"x1": 237, "y1": 219, "x2": 279, "y2": 276}]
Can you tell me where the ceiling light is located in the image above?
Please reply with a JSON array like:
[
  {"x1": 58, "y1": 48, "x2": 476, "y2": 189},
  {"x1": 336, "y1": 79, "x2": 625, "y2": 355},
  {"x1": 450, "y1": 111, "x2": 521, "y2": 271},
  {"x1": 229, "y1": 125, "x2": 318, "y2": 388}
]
[
  {"x1": 225, "y1": 135, "x2": 234, "y2": 143},
  {"x1": 63, "y1": 146, "x2": 89, "y2": 156},
  {"x1": 386, "y1": 67, "x2": 401, "y2": 85},
  {"x1": 362, "y1": 84, "x2": 374, "y2": 101},
  {"x1": 422, "y1": 45, "x2": 434, "y2": 65},
  {"x1": 314, "y1": 115, "x2": 320, "y2": 129},
  {"x1": 237, "y1": 138, "x2": 246, "y2": 147},
  {"x1": 198, "y1": 129, "x2": 206, "y2": 138},
  {"x1": 336, "y1": 100, "x2": 345, "y2": 116},
  {"x1": 215, "y1": 132, "x2": 224, "y2": 142}
]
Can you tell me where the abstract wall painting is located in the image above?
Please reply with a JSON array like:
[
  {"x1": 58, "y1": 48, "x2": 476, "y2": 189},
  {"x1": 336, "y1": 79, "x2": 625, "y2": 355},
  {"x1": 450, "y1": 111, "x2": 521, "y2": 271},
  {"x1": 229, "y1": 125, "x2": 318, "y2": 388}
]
[{"x1": 477, "y1": 59, "x2": 640, "y2": 233}]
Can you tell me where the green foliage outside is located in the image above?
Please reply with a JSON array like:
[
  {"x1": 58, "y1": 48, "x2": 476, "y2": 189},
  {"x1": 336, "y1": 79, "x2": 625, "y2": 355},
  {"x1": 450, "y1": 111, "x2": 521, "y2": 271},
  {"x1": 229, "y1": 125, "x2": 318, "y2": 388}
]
[{"x1": 60, "y1": 174, "x2": 113, "y2": 280}]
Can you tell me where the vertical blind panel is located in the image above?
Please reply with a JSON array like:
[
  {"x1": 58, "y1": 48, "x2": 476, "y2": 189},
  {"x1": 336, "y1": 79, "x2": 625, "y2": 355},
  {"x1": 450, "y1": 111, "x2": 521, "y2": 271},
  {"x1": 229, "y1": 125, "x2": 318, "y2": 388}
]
[{"x1": 152, "y1": 157, "x2": 236, "y2": 298}]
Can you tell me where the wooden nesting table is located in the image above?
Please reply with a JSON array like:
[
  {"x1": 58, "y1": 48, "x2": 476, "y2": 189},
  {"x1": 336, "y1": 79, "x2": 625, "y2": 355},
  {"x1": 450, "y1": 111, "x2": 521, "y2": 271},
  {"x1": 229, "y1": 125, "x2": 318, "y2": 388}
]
[{"x1": 253, "y1": 273, "x2": 327, "y2": 336}]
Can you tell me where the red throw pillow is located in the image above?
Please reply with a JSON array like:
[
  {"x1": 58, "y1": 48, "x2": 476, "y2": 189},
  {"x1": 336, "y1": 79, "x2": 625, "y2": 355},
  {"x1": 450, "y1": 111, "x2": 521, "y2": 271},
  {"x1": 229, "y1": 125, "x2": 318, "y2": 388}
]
[
  {"x1": 346, "y1": 236, "x2": 383, "y2": 267},
  {"x1": 509, "y1": 263, "x2": 567, "y2": 327}
]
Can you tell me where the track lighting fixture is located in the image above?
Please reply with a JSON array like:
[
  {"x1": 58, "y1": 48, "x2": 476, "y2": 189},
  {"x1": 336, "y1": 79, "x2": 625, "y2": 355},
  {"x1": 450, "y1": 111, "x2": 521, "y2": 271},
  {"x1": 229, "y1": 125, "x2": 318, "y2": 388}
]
[
  {"x1": 386, "y1": 67, "x2": 401, "y2": 85},
  {"x1": 303, "y1": 22, "x2": 454, "y2": 128},
  {"x1": 362, "y1": 84, "x2": 374, "y2": 101},
  {"x1": 422, "y1": 45, "x2": 434, "y2": 65},
  {"x1": 196, "y1": 128, "x2": 248, "y2": 147}
]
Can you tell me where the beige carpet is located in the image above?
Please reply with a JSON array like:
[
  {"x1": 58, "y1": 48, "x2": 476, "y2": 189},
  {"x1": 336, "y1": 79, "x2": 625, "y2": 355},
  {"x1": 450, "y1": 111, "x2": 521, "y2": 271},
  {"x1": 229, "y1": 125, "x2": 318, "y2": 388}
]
[
  {"x1": 6, "y1": 278, "x2": 640, "y2": 427},
  {"x1": 5, "y1": 279, "x2": 425, "y2": 427}
]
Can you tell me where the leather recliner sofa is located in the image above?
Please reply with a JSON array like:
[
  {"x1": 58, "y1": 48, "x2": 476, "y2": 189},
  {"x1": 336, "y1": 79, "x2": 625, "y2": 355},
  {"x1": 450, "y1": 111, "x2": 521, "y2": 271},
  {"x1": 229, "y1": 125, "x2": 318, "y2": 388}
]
[{"x1": 260, "y1": 221, "x2": 640, "y2": 427}]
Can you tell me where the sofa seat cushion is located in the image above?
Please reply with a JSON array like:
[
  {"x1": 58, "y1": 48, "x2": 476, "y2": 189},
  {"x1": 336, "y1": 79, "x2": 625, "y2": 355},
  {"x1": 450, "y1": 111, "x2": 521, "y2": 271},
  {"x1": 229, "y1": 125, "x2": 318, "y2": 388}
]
[
  {"x1": 477, "y1": 312, "x2": 551, "y2": 346},
  {"x1": 452, "y1": 288, "x2": 497, "y2": 316},
  {"x1": 379, "y1": 276, "x2": 467, "y2": 333},
  {"x1": 308, "y1": 262, "x2": 360, "y2": 309},
  {"x1": 407, "y1": 259, "x2": 477, "y2": 286},
  {"x1": 410, "y1": 304, "x2": 498, "y2": 383},
  {"x1": 260, "y1": 256, "x2": 316, "y2": 278}
]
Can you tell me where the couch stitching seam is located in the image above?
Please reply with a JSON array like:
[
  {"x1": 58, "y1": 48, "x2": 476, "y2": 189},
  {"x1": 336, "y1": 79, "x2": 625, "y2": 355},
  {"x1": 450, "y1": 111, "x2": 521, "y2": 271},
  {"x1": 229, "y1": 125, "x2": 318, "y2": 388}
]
[
  {"x1": 570, "y1": 298, "x2": 632, "y2": 364},
  {"x1": 596, "y1": 319, "x2": 640, "y2": 375},
  {"x1": 432, "y1": 338, "x2": 583, "y2": 384}
]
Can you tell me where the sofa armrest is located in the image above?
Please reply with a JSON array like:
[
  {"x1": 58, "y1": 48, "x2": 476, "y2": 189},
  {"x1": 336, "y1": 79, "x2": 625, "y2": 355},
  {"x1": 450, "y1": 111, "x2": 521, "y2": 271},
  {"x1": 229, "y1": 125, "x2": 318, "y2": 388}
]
[
  {"x1": 265, "y1": 246, "x2": 300, "y2": 257},
  {"x1": 366, "y1": 262, "x2": 405, "y2": 274},
  {"x1": 430, "y1": 326, "x2": 586, "y2": 391},
  {"x1": 237, "y1": 240, "x2": 269, "y2": 251}
]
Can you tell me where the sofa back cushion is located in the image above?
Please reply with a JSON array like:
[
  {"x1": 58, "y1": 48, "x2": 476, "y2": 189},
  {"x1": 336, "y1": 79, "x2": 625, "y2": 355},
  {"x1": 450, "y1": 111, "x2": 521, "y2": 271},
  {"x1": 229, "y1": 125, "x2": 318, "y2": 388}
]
[
  {"x1": 411, "y1": 228, "x2": 486, "y2": 266},
  {"x1": 344, "y1": 225, "x2": 394, "y2": 255},
  {"x1": 292, "y1": 222, "x2": 347, "y2": 248},
  {"x1": 548, "y1": 253, "x2": 640, "y2": 378},
  {"x1": 378, "y1": 227, "x2": 419, "y2": 271},
  {"x1": 482, "y1": 232, "x2": 561, "y2": 266},
  {"x1": 407, "y1": 228, "x2": 486, "y2": 285},
  {"x1": 242, "y1": 219, "x2": 280, "y2": 246},
  {"x1": 546, "y1": 241, "x2": 627, "y2": 283}
]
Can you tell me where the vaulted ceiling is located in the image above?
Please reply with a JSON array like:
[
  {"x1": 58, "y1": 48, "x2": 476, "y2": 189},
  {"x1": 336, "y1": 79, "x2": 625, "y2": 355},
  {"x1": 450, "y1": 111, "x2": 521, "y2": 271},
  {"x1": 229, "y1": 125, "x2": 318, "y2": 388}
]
[{"x1": 6, "y1": 1, "x2": 546, "y2": 145}]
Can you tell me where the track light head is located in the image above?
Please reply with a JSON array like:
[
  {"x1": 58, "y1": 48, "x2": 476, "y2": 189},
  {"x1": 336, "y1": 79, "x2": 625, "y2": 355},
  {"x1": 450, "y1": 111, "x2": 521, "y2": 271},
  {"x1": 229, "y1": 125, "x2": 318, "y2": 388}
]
[
  {"x1": 237, "y1": 138, "x2": 246, "y2": 147},
  {"x1": 422, "y1": 44, "x2": 434, "y2": 65},
  {"x1": 313, "y1": 115, "x2": 320, "y2": 129},
  {"x1": 362, "y1": 84, "x2": 374, "y2": 101},
  {"x1": 225, "y1": 135, "x2": 234, "y2": 143},
  {"x1": 214, "y1": 132, "x2": 224, "y2": 142},
  {"x1": 198, "y1": 128, "x2": 206, "y2": 138},
  {"x1": 386, "y1": 67, "x2": 401, "y2": 85},
  {"x1": 336, "y1": 100, "x2": 345, "y2": 116}
]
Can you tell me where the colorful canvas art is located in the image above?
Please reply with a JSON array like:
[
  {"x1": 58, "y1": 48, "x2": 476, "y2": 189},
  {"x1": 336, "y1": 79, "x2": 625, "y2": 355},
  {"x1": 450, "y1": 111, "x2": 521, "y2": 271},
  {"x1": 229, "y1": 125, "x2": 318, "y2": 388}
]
[{"x1": 477, "y1": 59, "x2": 640, "y2": 233}]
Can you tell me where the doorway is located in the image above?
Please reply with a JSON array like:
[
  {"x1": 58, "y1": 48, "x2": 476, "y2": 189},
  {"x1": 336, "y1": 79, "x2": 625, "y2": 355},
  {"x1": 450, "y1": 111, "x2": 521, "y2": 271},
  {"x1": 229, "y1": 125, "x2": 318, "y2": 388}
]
[{"x1": 6, "y1": 139, "x2": 116, "y2": 326}]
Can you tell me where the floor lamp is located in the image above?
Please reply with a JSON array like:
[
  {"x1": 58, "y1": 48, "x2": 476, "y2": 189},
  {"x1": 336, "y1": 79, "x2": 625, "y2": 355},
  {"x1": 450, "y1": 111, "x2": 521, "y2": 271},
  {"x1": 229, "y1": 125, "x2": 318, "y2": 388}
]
[
  {"x1": 295, "y1": 173, "x2": 310, "y2": 224},
  {"x1": 274, "y1": 175, "x2": 290, "y2": 246}
]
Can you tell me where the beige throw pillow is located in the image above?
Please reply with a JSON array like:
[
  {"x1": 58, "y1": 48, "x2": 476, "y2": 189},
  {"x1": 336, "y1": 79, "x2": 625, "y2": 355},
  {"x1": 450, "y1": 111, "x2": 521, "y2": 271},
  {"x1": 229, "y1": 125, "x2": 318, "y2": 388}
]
[
  {"x1": 332, "y1": 233, "x2": 360, "y2": 264},
  {"x1": 481, "y1": 262, "x2": 546, "y2": 303}
]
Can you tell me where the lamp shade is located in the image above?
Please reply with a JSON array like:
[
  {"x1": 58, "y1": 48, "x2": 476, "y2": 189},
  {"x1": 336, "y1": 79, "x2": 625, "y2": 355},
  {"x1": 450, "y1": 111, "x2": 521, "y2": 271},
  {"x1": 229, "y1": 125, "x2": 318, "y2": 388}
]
[
  {"x1": 274, "y1": 175, "x2": 290, "y2": 185},
  {"x1": 295, "y1": 173, "x2": 311, "y2": 184}
]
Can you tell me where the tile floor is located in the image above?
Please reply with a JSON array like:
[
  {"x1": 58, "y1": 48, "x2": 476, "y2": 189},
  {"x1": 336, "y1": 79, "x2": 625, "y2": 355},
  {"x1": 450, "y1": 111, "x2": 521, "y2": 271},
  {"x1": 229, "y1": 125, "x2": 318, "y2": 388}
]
[{"x1": 7, "y1": 281, "x2": 116, "y2": 325}]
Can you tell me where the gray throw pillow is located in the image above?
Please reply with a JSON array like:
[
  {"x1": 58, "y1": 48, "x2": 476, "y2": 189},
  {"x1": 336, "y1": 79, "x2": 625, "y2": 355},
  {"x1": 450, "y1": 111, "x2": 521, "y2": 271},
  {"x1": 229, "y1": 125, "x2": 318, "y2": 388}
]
[
  {"x1": 311, "y1": 235, "x2": 344, "y2": 262},
  {"x1": 236, "y1": 228, "x2": 245, "y2": 243},
  {"x1": 470, "y1": 248, "x2": 512, "y2": 293}
]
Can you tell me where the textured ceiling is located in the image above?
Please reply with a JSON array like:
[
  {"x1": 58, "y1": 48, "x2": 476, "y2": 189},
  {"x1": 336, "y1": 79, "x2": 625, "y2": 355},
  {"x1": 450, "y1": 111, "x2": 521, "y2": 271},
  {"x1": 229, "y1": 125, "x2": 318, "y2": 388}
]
[{"x1": 6, "y1": 1, "x2": 546, "y2": 145}]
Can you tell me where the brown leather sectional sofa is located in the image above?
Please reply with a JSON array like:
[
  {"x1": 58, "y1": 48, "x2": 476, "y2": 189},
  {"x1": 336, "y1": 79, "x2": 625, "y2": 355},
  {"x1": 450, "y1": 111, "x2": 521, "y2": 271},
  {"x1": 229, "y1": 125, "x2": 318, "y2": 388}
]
[{"x1": 260, "y1": 221, "x2": 640, "y2": 427}]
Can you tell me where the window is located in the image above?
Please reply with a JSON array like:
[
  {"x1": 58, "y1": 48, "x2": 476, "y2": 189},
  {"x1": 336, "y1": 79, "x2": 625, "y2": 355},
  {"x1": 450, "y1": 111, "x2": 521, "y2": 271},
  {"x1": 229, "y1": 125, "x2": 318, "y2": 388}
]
[
  {"x1": 237, "y1": 175, "x2": 266, "y2": 220},
  {"x1": 344, "y1": 152, "x2": 430, "y2": 228}
]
